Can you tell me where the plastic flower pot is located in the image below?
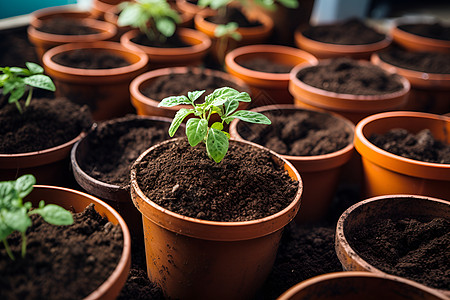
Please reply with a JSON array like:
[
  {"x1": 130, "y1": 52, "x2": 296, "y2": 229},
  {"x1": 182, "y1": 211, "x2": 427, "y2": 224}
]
[
  {"x1": 278, "y1": 271, "x2": 448, "y2": 300},
  {"x1": 354, "y1": 111, "x2": 450, "y2": 199},
  {"x1": 335, "y1": 194, "x2": 450, "y2": 297},
  {"x1": 42, "y1": 41, "x2": 148, "y2": 121},
  {"x1": 391, "y1": 22, "x2": 450, "y2": 53},
  {"x1": 230, "y1": 104, "x2": 355, "y2": 223},
  {"x1": 120, "y1": 28, "x2": 211, "y2": 70},
  {"x1": 130, "y1": 138, "x2": 303, "y2": 300},
  {"x1": 25, "y1": 185, "x2": 131, "y2": 300},
  {"x1": 225, "y1": 45, "x2": 318, "y2": 107},
  {"x1": 27, "y1": 6, "x2": 117, "y2": 59},
  {"x1": 289, "y1": 60, "x2": 411, "y2": 124}
]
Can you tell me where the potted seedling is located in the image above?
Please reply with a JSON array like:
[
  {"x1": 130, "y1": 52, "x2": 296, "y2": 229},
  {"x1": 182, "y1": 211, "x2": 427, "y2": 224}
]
[
  {"x1": 129, "y1": 87, "x2": 303, "y2": 299},
  {"x1": 119, "y1": 0, "x2": 211, "y2": 69}
]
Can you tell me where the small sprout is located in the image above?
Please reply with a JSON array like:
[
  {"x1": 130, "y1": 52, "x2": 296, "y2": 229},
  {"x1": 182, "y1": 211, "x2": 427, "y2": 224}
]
[
  {"x1": 0, "y1": 62, "x2": 55, "y2": 114},
  {"x1": 159, "y1": 87, "x2": 271, "y2": 163},
  {"x1": 0, "y1": 175, "x2": 73, "y2": 260},
  {"x1": 214, "y1": 22, "x2": 242, "y2": 63}
]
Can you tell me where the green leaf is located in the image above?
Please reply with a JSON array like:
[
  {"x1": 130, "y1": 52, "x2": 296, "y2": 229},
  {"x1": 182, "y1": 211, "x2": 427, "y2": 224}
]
[
  {"x1": 211, "y1": 122, "x2": 223, "y2": 131},
  {"x1": 8, "y1": 85, "x2": 25, "y2": 104},
  {"x1": 30, "y1": 204, "x2": 73, "y2": 226},
  {"x1": 0, "y1": 221, "x2": 13, "y2": 241},
  {"x1": 224, "y1": 110, "x2": 272, "y2": 125},
  {"x1": 159, "y1": 95, "x2": 191, "y2": 107},
  {"x1": 156, "y1": 17, "x2": 176, "y2": 37},
  {"x1": 186, "y1": 118, "x2": 208, "y2": 147},
  {"x1": 224, "y1": 99, "x2": 239, "y2": 116},
  {"x1": 277, "y1": 0, "x2": 299, "y2": 8},
  {"x1": 15, "y1": 175, "x2": 35, "y2": 199},
  {"x1": 206, "y1": 128, "x2": 229, "y2": 163},
  {"x1": 3, "y1": 79, "x2": 21, "y2": 96},
  {"x1": 169, "y1": 108, "x2": 194, "y2": 137},
  {"x1": 209, "y1": 87, "x2": 241, "y2": 107},
  {"x1": 230, "y1": 32, "x2": 242, "y2": 41},
  {"x1": 3, "y1": 208, "x2": 31, "y2": 233},
  {"x1": 117, "y1": 3, "x2": 142, "y2": 27},
  {"x1": 26, "y1": 62, "x2": 44, "y2": 74},
  {"x1": 188, "y1": 90, "x2": 206, "y2": 102},
  {"x1": 233, "y1": 92, "x2": 251, "y2": 102},
  {"x1": 8, "y1": 67, "x2": 27, "y2": 75},
  {"x1": 23, "y1": 75, "x2": 55, "y2": 91},
  {"x1": 0, "y1": 183, "x2": 17, "y2": 209}
]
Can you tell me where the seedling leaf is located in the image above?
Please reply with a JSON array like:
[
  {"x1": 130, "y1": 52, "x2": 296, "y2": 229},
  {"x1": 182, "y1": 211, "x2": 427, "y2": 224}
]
[
  {"x1": 169, "y1": 108, "x2": 194, "y2": 136},
  {"x1": 186, "y1": 118, "x2": 208, "y2": 146},
  {"x1": 159, "y1": 95, "x2": 191, "y2": 107},
  {"x1": 23, "y1": 75, "x2": 56, "y2": 91},
  {"x1": 206, "y1": 128, "x2": 229, "y2": 163}
]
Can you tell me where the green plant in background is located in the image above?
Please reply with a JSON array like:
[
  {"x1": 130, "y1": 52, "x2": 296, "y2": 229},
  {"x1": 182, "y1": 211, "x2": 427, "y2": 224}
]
[
  {"x1": 214, "y1": 22, "x2": 242, "y2": 63},
  {"x1": 118, "y1": 0, "x2": 181, "y2": 42},
  {"x1": 159, "y1": 87, "x2": 271, "y2": 163},
  {"x1": 198, "y1": 0, "x2": 298, "y2": 17},
  {"x1": 0, "y1": 62, "x2": 55, "y2": 114},
  {"x1": 0, "y1": 175, "x2": 73, "y2": 260}
]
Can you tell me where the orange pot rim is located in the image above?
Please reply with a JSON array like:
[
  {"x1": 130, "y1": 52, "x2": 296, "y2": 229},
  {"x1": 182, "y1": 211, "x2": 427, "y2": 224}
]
[
  {"x1": 175, "y1": 0, "x2": 215, "y2": 17},
  {"x1": 42, "y1": 41, "x2": 148, "y2": 77},
  {"x1": 29, "y1": 6, "x2": 93, "y2": 27},
  {"x1": 354, "y1": 111, "x2": 450, "y2": 180},
  {"x1": 130, "y1": 137, "x2": 303, "y2": 241},
  {"x1": 391, "y1": 24, "x2": 450, "y2": 50}
]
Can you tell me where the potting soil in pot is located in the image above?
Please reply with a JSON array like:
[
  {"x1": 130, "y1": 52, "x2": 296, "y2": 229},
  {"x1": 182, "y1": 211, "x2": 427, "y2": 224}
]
[
  {"x1": 397, "y1": 22, "x2": 450, "y2": 41},
  {"x1": 302, "y1": 18, "x2": 385, "y2": 45},
  {"x1": 239, "y1": 58, "x2": 293, "y2": 73},
  {"x1": 0, "y1": 97, "x2": 92, "y2": 153},
  {"x1": 37, "y1": 17, "x2": 101, "y2": 35},
  {"x1": 51, "y1": 49, "x2": 130, "y2": 69},
  {"x1": 0, "y1": 203, "x2": 124, "y2": 300},
  {"x1": 369, "y1": 128, "x2": 450, "y2": 164},
  {"x1": 349, "y1": 216, "x2": 450, "y2": 290},
  {"x1": 131, "y1": 32, "x2": 191, "y2": 48},
  {"x1": 136, "y1": 138, "x2": 299, "y2": 221},
  {"x1": 207, "y1": 6, "x2": 262, "y2": 27},
  {"x1": 236, "y1": 110, "x2": 352, "y2": 156},
  {"x1": 296, "y1": 58, "x2": 404, "y2": 95}
]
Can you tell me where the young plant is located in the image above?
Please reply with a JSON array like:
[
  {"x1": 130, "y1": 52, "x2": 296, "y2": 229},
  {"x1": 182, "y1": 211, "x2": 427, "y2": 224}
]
[
  {"x1": 0, "y1": 175, "x2": 73, "y2": 260},
  {"x1": 0, "y1": 62, "x2": 56, "y2": 114},
  {"x1": 198, "y1": 0, "x2": 298, "y2": 17},
  {"x1": 118, "y1": 0, "x2": 181, "y2": 42},
  {"x1": 214, "y1": 22, "x2": 242, "y2": 62},
  {"x1": 158, "y1": 87, "x2": 271, "y2": 163}
]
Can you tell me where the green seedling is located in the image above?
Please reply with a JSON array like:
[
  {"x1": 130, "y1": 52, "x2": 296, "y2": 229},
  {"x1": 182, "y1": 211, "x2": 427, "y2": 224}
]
[
  {"x1": 198, "y1": 0, "x2": 298, "y2": 17},
  {"x1": 159, "y1": 87, "x2": 271, "y2": 163},
  {"x1": 214, "y1": 22, "x2": 242, "y2": 62},
  {"x1": 0, "y1": 175, "x2": 73, "y2": 260},
  {"x1": 0, "y1": 62, "x2": 55, "y2": 114},
  {"x1": 118, "y1": 0, "x2": 181, "y2": 42}
]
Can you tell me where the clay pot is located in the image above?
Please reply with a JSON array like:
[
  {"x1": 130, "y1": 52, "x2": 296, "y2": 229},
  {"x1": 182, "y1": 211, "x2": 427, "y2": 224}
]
[
  {"x1": 42, "y1": 41, "x2": 148, "y2": 121},
  {"x1": 130, "y1": 138, "x2": 303, "y2": 300},
  {"x1": 175, "y1": 0, "x2": 215, "y2": 19},
  {"x1": 129, "y1": 66, "x2": 251, "y2": 118},
  {"x1": 278, "y1": 271, "x2": 448, "y2": 300},
  {"x1": 391, "y1": 22, "x2": 450, "y2": 53},
  {"x1": 120, "y1": 28, "x2": 211, "y2": 70},
  {"x1": 335, "y1": 194, "x2": 450, "y2": 297},
  {"x1": 230, "y1": 105, "x2": 354, "y2": 223},
  {"x1": 354, "y1": 111, "x2": 450, "y2": 200},
  {"x1": 371, "y1": 52, "x2": 450, "y2": 114},
  {"x1": 27, "y1": 185, "x2": 131, "y2": 300},
  {"x1": 288, "y1": 60, "x2": 411, "y2": 124},
  {"x1": 225, "y1": 45, "x2": 317, "y2": 107},
  {"x1": 27, "y1": 6, "x2": 116, "y2": 59},
  {"x1": 91, "y1": 0, "x2": 125, "y2": 20}
]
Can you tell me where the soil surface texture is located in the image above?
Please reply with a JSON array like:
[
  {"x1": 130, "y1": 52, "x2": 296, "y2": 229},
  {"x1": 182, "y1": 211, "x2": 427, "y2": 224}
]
[
  {"x1": 52, "y1": 49, "x2": 130, "y2": 69},
  {"x1": 236, "y1": 109, "x2": 352, "y2": 156},
  {"x1": 302, "y1": 18, "x2": 385, "y2": 45},
  {"x1": 0, "y1": 204, "x2": 124, "y2": 300},
  {"x1": 297, "y1": 58, "x2": 404, "y2": 95},
  {"x1": 349, "y1": 216, "x2": 450, "y2": 290},
  {"x1": 379, "y1": 46, "x2": 450, "y2": 74},
  {"x1": 239, "y1": 58, "x2": 293, "y2": 73},
  {"x1": 131, "y1": 32, "x2": 191, "y2": 48},
  {"x1": 0, "y1": 97, "x2": 92, "y2": 153},
  {"x1": 37, "y1": 17, "x2": 100, "y2": 35},
  {"x1": 398, "y1": 22, "x2": 450, "y2": 41},
  {"x1": 135, "y1": 138, "x2": 299, "y2": 221},
  {"x1": 370, "y1": 128, "x2": 450, "y2": 164},
  {"x1": 0, "y1": 26, "x2": 39, "y2": 68},
  {"x1": 80, "y1": 115, "x2": 182, "y2": 188},
  {"x1": 207, "y1": 6, "x2": 262, "y2": 27}
]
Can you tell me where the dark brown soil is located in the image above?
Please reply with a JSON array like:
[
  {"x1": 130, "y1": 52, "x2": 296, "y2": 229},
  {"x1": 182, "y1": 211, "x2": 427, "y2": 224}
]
[
  {"x1": 141, "y1": 69, "x2": 244, "y2": 102},
  {"x1": 0, "y1": 26, "x2": 39, "y2": 68},
  {"x1": 135, "y1": 138, "x2": 299, "y2": 222},
  {"x1": 80, "y1": 115, "x2": 182, "y2": 188},
  {"x1": 0, "y1": 97, "x2": 92, "y2": 153},
  {"x1": 236, "y1": 109, "x2": 353, "y2": 156},
  {"x1": 349, "y1": 217, "x2": 450, "y2": 290},
  {"x1": 378, "y1": 46, "x2": 450, "y2": 74},
  {"x1": 0, "y1": 204, "x2": 124, "y2": 300},
  {"x1": 398, "y1": 22, "x2": 450, "y2": 41},
  {"x1": 239, "y1": 58, "x2": 293, "y2": 73},
  {"x1": 296, "y1": 58, "x2": 404, "y2": 95},
  {"x1": 369, "y1": 128, "x2": 450, "y2": 164},
  {"x1": 51, "y1": 49, "x2": 130, "y2": 69},
  {"x1": 37, "y1": 17, "x2": 101, "y2": 35},
  {"x1": 302, "y1": 18, "x2": 385, "y2": 45},
  {"x1": 131, "y1": 31, "x2": 191, "y2": 48},
  {"x1": 207, "y1": 6, "x2": 262, "y2": 27}
]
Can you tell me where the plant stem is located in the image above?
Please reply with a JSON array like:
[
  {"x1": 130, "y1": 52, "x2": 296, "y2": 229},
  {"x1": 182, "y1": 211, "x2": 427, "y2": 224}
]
[
  {"x1": 21, "y1": 232, "x2": 27, "y2": 258},
  {"x1": 25, "y1": 87, "x2": 33, "y2": 107},
  {"x1": 14, "y1": 101, "x2": 23, "y2": 114},
  {"x1": 2, "y1": 239, "x2": 15, "y2": 260}
]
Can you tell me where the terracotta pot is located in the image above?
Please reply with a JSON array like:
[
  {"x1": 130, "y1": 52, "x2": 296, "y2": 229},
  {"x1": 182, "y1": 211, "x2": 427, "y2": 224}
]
[
  {"x1": 354, "y1": 111, "x2": 450, "y2": 200},
  {"x1": 91, "y1": 0, "x2": 125, "y2": 20},
  {"x1": 294, "y1": 28, "x2": 391, "y2": 60},
  {"x1": 391, "y1": 23, "x2": 450, "y2": 54},
  {"x1": 27, "y1": 185, "x2": 131, "y2": 300},
  {"x1": 175, "y1": 0, "x2": 215, "y2": 19},
  {"x1": 42, "y1": 41, "x2": 148, "y2": 121},
  {"x1": 27, "y1": 7, "x2": 117, "y2": 59},
  {"x1": 225, "y1": 45, "x2": 317, "y2": 107},
  {"x1": 371, "y1": 52, "x2": 450, "y2": 114},
  {"x1": 335, "y1": 194, "x2": 450, "y2": 297},
  {"x1": 230, "y1": 105, "x2": 354, "y2": 223},
  {"x1": 129, "y1": 66, "x2": 251, "y2": 118},
  {"x1": 120, "y1": 28, "x2": 211, "y2": 70},
  {"x1": 130, "y1": 138, "x2": 303, "y2": 300},
  {"x1": 278, "y1": 271, "x2": 448, "y2": 300},
  {"x1": 289, "y1": 60, "x2": 411, "y2": 124}
]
